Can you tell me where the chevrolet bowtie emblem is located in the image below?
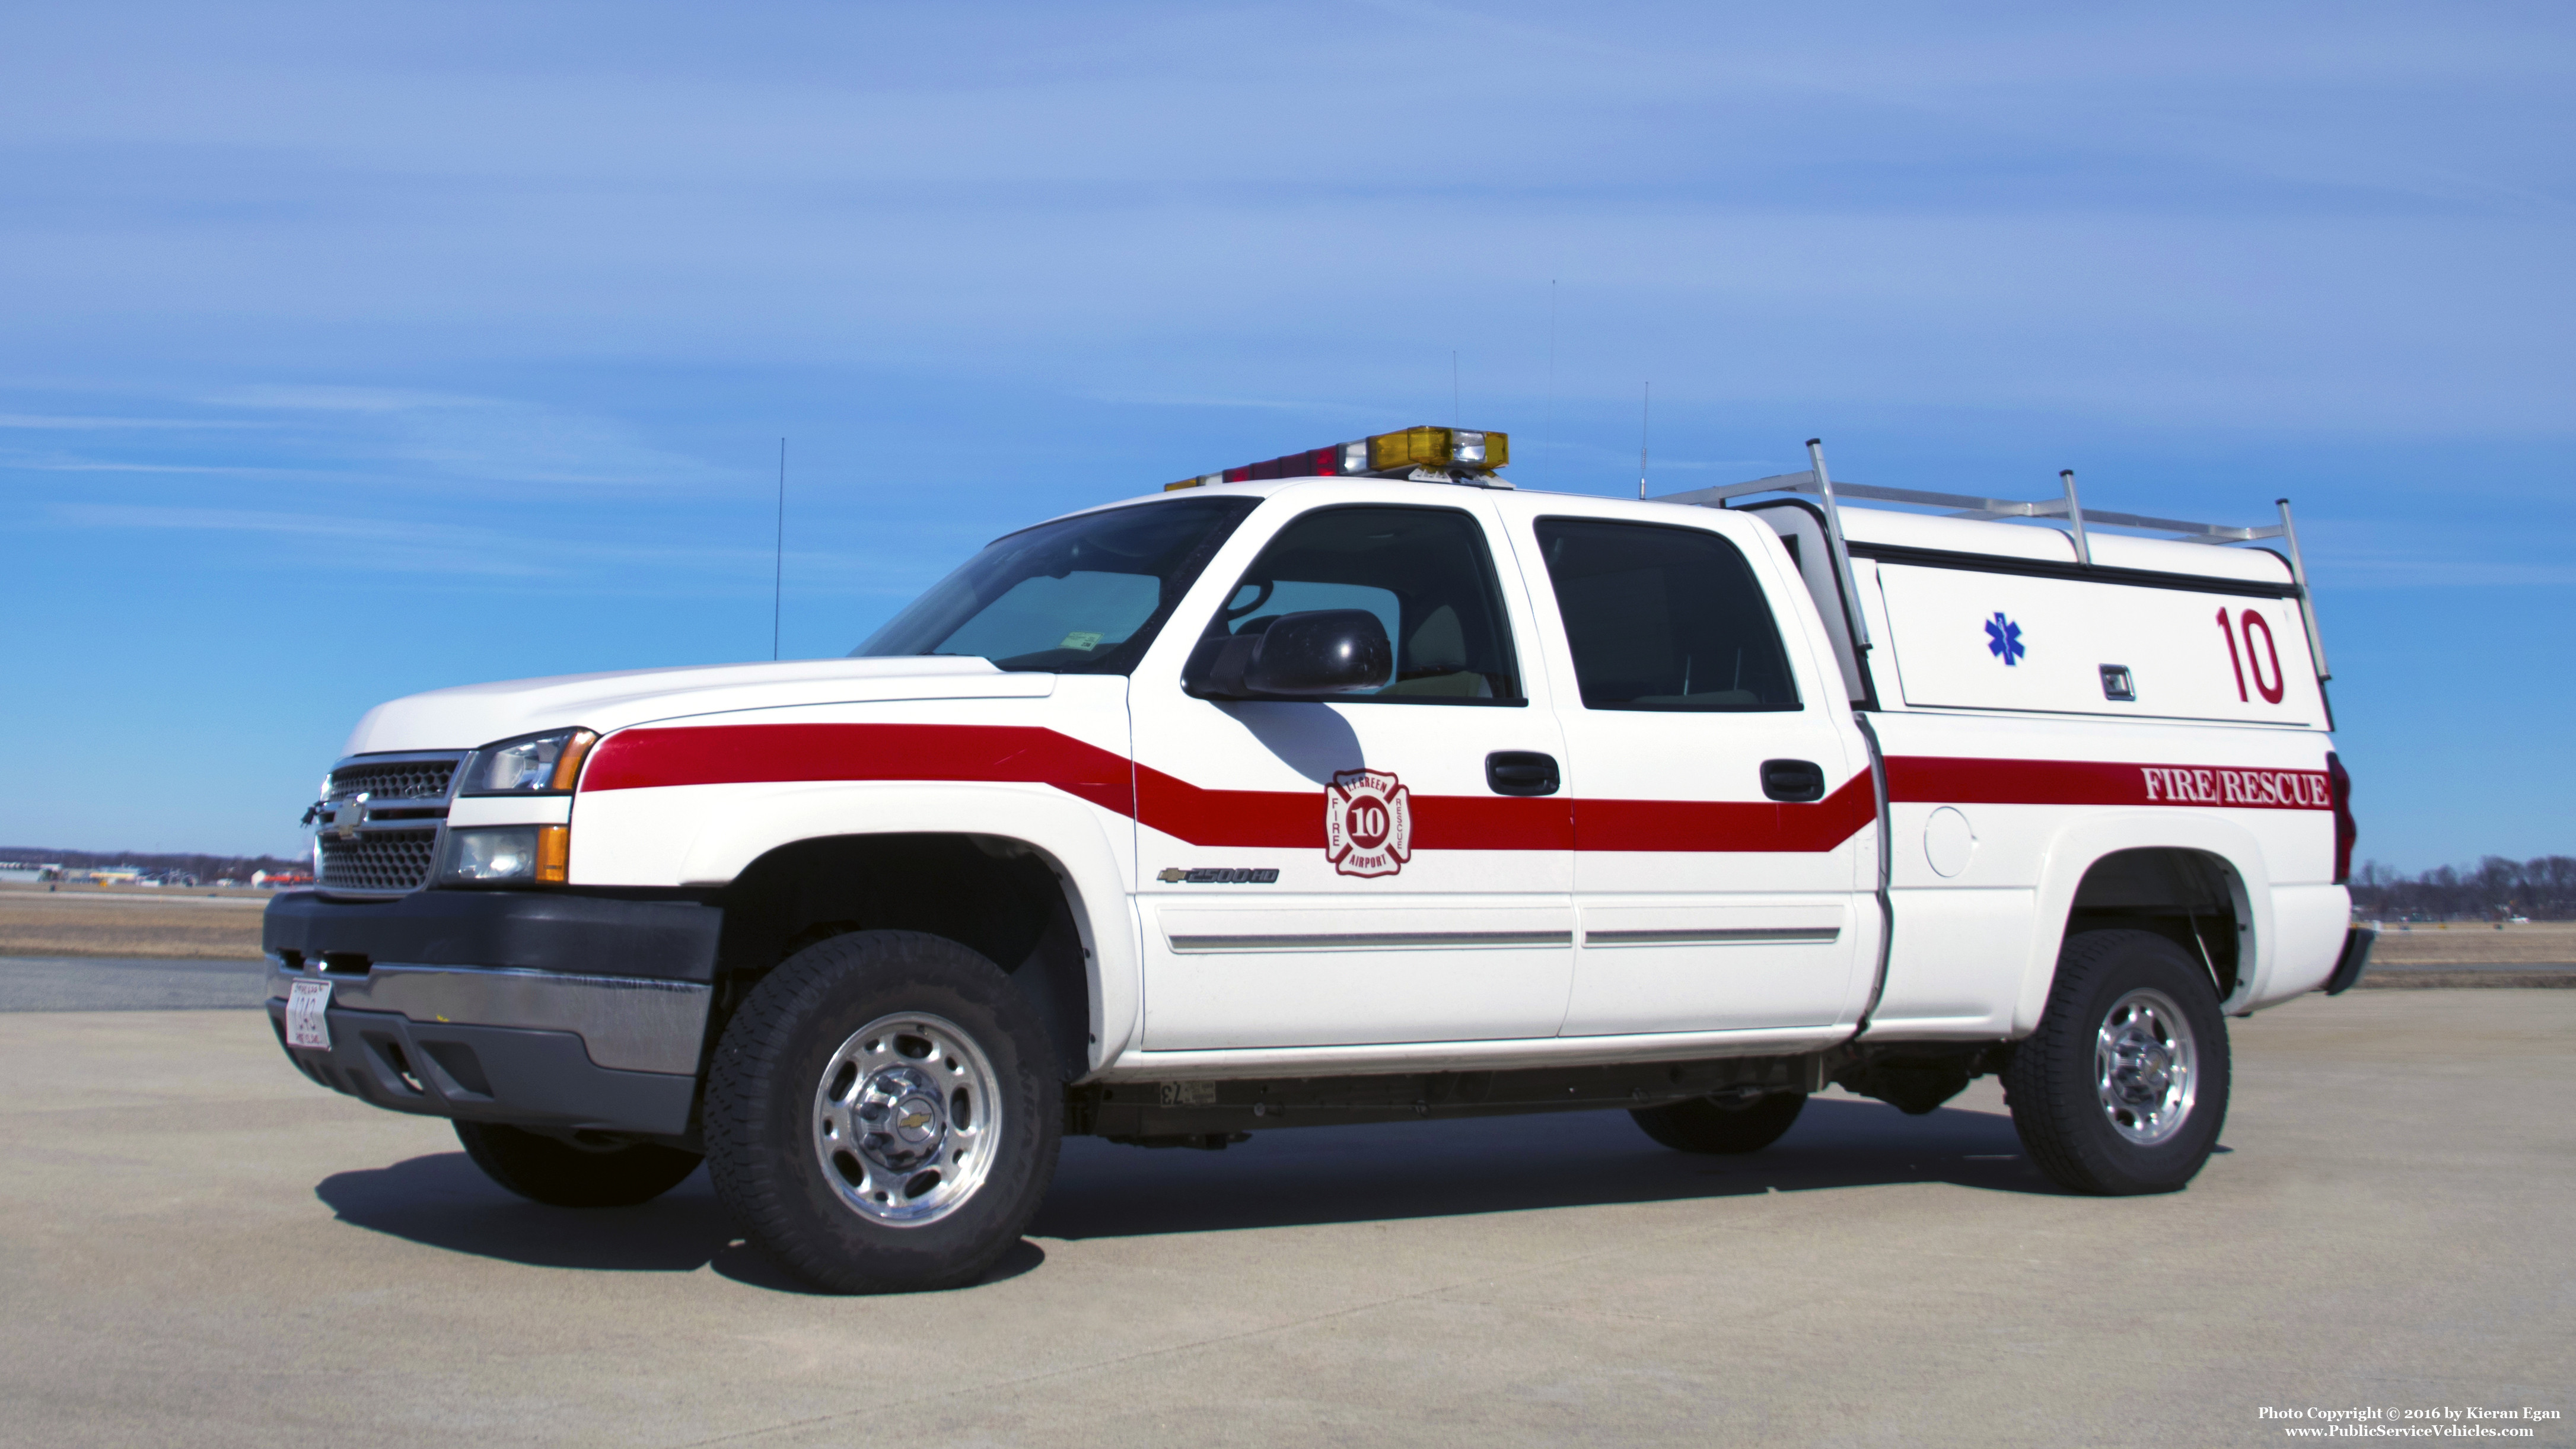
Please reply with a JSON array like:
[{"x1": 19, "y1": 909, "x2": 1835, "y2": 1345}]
[
  {"x1": 330, "y1": 794, "x2": 369, "y2": 841},
  {"x1": 898, "y1": 1111, "x2": 933, "y2": 1130}
]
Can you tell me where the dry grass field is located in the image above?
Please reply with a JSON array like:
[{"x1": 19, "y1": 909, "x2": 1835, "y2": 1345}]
[
  {"x1": 0, "y1": 884, "x2": 268, "y2": 959},
  {"x1": 2368, "y1": 919, "x2": 2576, "y2": 964}
]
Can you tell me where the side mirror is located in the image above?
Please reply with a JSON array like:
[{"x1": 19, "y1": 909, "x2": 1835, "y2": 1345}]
[{"x1": 1187, "y1": 609, "x2": 1393, "y2": 699}]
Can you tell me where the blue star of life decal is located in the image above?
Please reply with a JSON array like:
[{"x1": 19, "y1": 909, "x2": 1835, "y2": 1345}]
[{"x1": 1985, "y1": 611, "x2": 2026, "y2": 665}]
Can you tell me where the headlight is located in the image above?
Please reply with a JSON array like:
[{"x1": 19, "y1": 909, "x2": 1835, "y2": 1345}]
[
  {"x1": 460, "y1": 728, "x2": 599, "y2": 795},
  {"x1": 442, "y1": 825, "x2": 570, "y2": 885}
]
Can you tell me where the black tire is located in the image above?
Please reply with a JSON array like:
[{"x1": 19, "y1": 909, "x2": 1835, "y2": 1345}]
[
  {"x1": 702, "y1": 929, "x2": 1061, "y2": 1294},
  {"x1": 2004, "y1": 928, "x2": 2230, "y2": 1196},
  {"x1": 1631, "y1": 1091, "x2": 1808, "y2": 1154},
  {"x1": 453, "y1": 1121, "x2": 702, "y2": 1208}
]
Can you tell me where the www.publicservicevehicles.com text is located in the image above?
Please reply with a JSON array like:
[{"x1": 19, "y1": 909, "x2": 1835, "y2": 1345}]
[{"x1": 2261, "y1": 1405, "x2": 2561, "y2": 1438}]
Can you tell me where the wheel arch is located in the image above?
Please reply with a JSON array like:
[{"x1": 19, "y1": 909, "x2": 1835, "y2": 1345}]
[
  {"x1": 677, "y1": 785, "x2": 1139, "y2": 1079},
  {"x1": 2016, "y1": 814, "x2": 2273, "y2": 1036}
]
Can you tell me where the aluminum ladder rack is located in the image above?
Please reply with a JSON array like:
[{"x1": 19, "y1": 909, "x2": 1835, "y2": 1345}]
[{"x1": 1650, "y1": 439, "x2": 2329, "y2": 680}]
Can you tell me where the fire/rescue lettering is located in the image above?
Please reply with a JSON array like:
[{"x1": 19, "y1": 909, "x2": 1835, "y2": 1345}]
[{"x1": 2139, "y1": 766, "x2": 2331, "y2": 807}]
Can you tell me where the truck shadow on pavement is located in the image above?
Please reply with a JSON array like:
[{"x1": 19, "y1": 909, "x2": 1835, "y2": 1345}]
[
  {"x1": 313, "y1": 1156, "x2": 1055, "y2": 1292},
  {"x1": 1031, "y1": 1097, "x2": 2050, "y2": 1240},
  {"x1": 316, "y1": 1096, "x2": 2061, "y2": 1288},
  {"x1": 314, "y1": 1155, "x2": 788, "y2": 1286}
]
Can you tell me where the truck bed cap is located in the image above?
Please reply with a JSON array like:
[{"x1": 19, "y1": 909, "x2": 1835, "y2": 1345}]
[{"x1": 1829, "y1": 506, "x2": 2294, "y2": 585}]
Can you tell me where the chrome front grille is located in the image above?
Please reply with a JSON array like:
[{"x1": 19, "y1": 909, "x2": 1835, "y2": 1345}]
[
  {"x1": 327, "y1": 758, "x2": 458, "y2": 802},
  {"x1": 317, "y1": 750, "x2": 467, "y2": 895},
  {"x1": 318, "y1": 829, "x2": 440, "y2": 892}
]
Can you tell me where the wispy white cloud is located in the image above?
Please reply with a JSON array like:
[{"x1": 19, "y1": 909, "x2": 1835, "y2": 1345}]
[
  {"x1": 2317, "y1": 555, "x2": 2576, "y2": 588},
  {"x1": 40, "y1": 501, "x2": 937, "y2": 593},
  {"x1": 1073, "y1": 391, "x2": 1394, "y2": 416},
  {"x1": 2, "y1": 383, "x2": 739, "y2": 496},
  {"x1": 2298, "y1": 517, "x2": 2576, "y2": 588},
  {"x1": 47, "y1": 502, "x2": 562, "y2": 577},
  {"x1": 0, "y1": 413, "x2": 269, "y2": 431},
  {"x1": 202, "y1": 384, "x2": 493, "y2": 415},
  {"x1": 57, "y1": 502, "x2": 459, "y2": 539},
  {"x1": 192, "y1": 385, "x2": 738, "y2": 492},
  {"x1": 8, "y1": 457, "x2": 285, "y2": 476}
]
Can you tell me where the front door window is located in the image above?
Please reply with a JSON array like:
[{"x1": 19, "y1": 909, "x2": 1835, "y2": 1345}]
[{"x1": 1196, "y1": 505, "x2": 1523, "y2": 703}]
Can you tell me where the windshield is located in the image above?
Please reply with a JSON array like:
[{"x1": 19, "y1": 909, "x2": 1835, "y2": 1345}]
[{"x1": 854, "y1": 495, "x2": 1259, "y2": 673}]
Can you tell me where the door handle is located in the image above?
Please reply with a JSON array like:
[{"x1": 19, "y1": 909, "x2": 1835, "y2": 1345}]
[
  {"x1": 1485, "y1": 751, "x2": 1561, "y2": 797},
  {"x1": 1760, "y1": 759, "x2": 1826, "y2": 802}
]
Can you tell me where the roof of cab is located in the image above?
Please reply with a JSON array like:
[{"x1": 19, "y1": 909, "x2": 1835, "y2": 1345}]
[{"x1": 1058, "y1": 473, "x2": 2297, "y2": 587}]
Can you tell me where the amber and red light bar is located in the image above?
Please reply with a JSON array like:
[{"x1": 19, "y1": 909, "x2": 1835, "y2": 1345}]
[{"x1": 1166, "y1": 425, "x2": 1510, "y2": 491}]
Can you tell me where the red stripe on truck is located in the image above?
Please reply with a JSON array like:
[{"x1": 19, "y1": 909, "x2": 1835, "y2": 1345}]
[
  {"x1": 1135, "y1": 764, "x2": 1576, "y2": 851},
  {"x1": 1576, "y1": 771, "x2": 1879, "y2": 853},
  {"x1": 581, "y1": 722, "x2": 1138, "y2": 814},
  {"x1": 582, "y1": 722, "x2": 1848, "y2": 852},
  {"x1": 580, "y1": 725, "x2": 2329, "y2": 861},
  {"x1": 1884, "y1": 756, "x2": 2332, "y2": 810},
  {"x1": 583, "y1": 722, "x2": 1579, "y2": 850}
]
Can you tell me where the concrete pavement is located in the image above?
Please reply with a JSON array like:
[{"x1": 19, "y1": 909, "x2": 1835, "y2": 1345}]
[
  {"x1": 1, "y1": 992, "x2": 2568, "y2": 1447},
  {"x1": 0, "y1": 955, "x2": 269, "y2": 1011}
]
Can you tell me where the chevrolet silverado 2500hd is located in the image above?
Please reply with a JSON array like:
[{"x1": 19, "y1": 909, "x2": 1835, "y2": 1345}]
[{"x1": 267, "y1": 425, "x2": 2370, "y2": 1292}]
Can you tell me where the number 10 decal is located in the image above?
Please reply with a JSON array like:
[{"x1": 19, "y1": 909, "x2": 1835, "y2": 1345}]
[{"x1": 2217, "y1": 607, "x2": 2285, "y2": 704}]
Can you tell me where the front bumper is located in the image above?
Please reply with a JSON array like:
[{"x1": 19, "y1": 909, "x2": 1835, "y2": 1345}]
[{"x1": 264, "y1": 888, "x2": 723, "y2": 1138}]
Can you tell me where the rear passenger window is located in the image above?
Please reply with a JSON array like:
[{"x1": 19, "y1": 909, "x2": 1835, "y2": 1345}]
[{"x1": 1534, "y1": 518, "x2": 1801, "y2": 712}]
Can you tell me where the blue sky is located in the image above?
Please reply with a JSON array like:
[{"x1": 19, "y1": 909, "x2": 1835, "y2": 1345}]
[{"x1": 2, "y1": 1, "x2": 2569, "y2": 868}]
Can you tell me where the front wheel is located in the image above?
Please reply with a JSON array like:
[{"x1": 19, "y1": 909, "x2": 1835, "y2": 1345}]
[
  {"x1": 453, "y1": 1121, "x2": 702, "y2": 1207},
  {"x1": 2003, "y1": 929, "x2": 2230, "y2": 1196},
  {"x1": 702, "y1": 930, "x2": 1062, "y2": 1294}
]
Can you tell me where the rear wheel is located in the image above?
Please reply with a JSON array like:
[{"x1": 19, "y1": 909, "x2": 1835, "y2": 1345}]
[
  {"x1": 453, "y1": 1121, "x2": 702, "y2": 1207},
  {"x1": 1631, "y1": 1091, "x2": 1807, "y2": 1154},
  {"x1": 703, "y1": 930, "x2": 1061, "y2": 1294},
  {"x1": 2004, "y1": 928, "x2": 2230, "y2": 1195}
]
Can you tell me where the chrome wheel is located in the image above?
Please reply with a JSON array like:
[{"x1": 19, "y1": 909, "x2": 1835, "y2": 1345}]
[
  {"x1": 2094, "y1": 987, "x2": 2197, "y2": 1146},
  {"x1": 811, "y1": 1012, "x2": 1002, "y2": 1228}
]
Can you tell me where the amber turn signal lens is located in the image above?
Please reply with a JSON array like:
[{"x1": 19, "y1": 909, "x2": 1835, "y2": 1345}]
[
  {"x1": 547, "y1": 730, "x2": 600, "y2": 792},
  {"x1": 534, "y1": 825, "x2": 571, "y2": 885}
]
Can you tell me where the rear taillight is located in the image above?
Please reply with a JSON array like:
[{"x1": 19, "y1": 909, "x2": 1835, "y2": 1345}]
[{"x1": 2326, "y1": 751, "x2": 2357, "y2": 884}]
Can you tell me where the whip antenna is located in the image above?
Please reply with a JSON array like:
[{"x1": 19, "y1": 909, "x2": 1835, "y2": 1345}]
[
  {"x1": 772, "y1": 438, "x2": 785, "y2": 661},
  {"x1": 1638, "y1": 382, "x2": 1650, "y2": 499}
]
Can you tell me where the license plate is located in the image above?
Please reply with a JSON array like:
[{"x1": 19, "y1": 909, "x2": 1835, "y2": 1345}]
[{"x1": 285, "y1": 979, "x2": 333, "y2": 1050}]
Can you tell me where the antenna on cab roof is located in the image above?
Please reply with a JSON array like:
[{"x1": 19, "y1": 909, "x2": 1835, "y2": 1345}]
[
  {"x1": 1638, "y1": 383, "x2": 1650, "y2": 500},
  {"x1": 772, "y1": 438, "x2": 786, "y2": 661}
]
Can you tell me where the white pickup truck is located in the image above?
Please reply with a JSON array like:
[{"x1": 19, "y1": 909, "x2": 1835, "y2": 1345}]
[{"x1": 266, "y1": 425, "x2": 2372, "y2": 1293}]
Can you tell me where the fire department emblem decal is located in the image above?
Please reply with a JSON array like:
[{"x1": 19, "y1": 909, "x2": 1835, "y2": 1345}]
[{"x1": 1324, "y1": 769, "x2": 1412, "y2": 878}]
